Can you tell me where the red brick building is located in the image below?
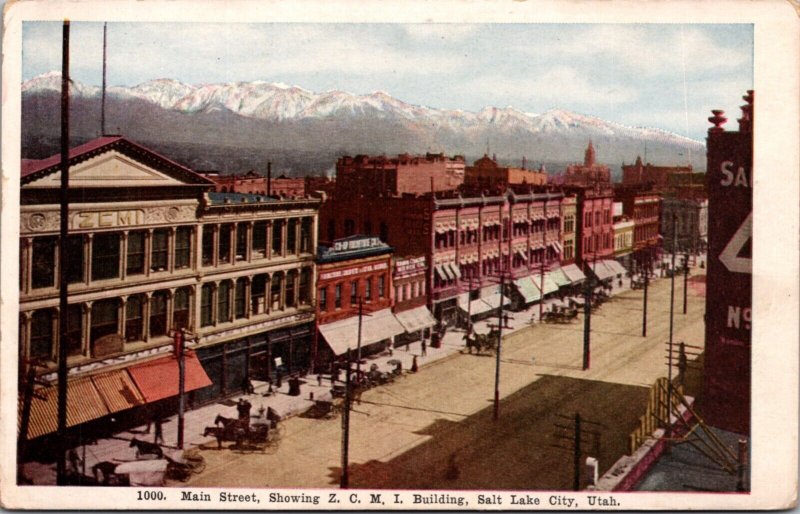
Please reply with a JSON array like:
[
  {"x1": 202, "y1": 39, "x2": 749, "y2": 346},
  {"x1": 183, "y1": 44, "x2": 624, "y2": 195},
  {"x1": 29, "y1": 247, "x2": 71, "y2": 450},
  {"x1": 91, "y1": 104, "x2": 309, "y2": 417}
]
[
  {"x1": 614, "y1": 185, "x2": 663, "y2": 274},
  {"x1": 464, "y1": 155, "x2": 547, "y2": 190},
  {"x1": 701, "y1": 92, "x2": 753, "y2": 435},
  {"x1": 314, "y1": 236, "x2": 403, "y2": 367},
  {"x1": 569, "y1": 184, "x2": 615, "y2": 270},
  {"x1": 621, "y1": 156, "x2": 693, "y2": 189},
  {"x1": 392, "y1": 256, "x2": 436, "y2": 343},
  {"x1": 335, "y1": 153, "x2": 464, "y2": 199},
  {"x1": 561, "y1": 141, "x2": 611, "y2": 186},
  {"x1": 201, "y1": 170, "x2": 306, "y2": 198}
]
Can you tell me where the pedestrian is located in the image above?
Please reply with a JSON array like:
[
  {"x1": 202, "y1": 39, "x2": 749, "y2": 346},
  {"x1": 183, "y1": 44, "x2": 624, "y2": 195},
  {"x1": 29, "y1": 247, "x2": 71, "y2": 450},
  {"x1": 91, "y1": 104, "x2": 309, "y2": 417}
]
[
  {"x1": 276, "y1": 370, "x2": 283, "y2": 389},
  {"x1": 411, "y1": 355, "x2": 418, "y2": 373},
  {"x1": 421, "y1": 339, "x2": 427, "y2": 357},
  {"x1": 242, "y1": 376, "x2": 255, "y2": 395},
  {"x1": 67, "y1": 448, "x2": 81, "y2": 476},
  {"x1": 317, "y1": 373, "x2": 323, "y2": 386},
  {"x1": 153, "y1": 415, "x2": 164, "y2": 445}
]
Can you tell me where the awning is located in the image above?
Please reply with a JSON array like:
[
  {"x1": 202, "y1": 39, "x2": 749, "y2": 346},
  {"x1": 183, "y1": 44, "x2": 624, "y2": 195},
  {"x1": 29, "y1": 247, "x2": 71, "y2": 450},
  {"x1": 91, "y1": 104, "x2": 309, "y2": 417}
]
[
  {"x1": 434, "y1": 265, "x2": 448, "y2": 281},
  {"x1": 590, "y1": 261, "x2": 616, "y2": 281},
  {"x1": 128, "y1": 351, "x2": 213, "y2": 403},
  {"x1": 394, "y1": 306, "x2": 437, "y2": 333},
  {"x1": 319, "y1": 308, "x2": 406, "y2": 356},
  {"x1": 91, "y1": 370, "x2": 146, "y2": 414},
  {"x1": 537, "y1": 272, "x2": 560, "y2": 296},
  {"x1": 515, "y1": 248, "x2": 528, "y2": 260},
  {"x1": 606, "y1": 260, "x2": 627, "y2": 276},
  {"x1": 482, "y1": 293, "x2": 511, "y2": 310},
  {"x1": 514, "y1": 277, "x2": 541, "y2": 303},
  {"x1": 448, "y1": 262, "x2": 462, "y2": 279},
  {"x1": 548, "y1": 267, "x2": 572, "y2": 288},
  {"x1": 562, "y1": 263, "x2": 586, "y2": 283},
  {"x1": 457, "y1": 293, "x2": 494, "y2": 316},
  {"x1": 551, "y1": 241, "x2": 563, "y2": 254},
  {"x1": 20, "y1": 377, "x2": 110, "y2": 440}
]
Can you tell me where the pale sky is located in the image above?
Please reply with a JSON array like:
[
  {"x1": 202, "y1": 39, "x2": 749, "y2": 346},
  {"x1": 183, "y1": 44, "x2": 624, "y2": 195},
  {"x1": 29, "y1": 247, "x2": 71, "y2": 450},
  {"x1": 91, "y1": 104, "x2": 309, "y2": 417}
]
[{"x1": 22, "y1": 22, "x2": 753, "y2": 140}]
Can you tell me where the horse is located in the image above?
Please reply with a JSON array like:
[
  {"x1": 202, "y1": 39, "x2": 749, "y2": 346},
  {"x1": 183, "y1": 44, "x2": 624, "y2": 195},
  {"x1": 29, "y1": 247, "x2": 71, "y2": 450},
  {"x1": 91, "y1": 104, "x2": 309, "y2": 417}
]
[
  {"x1": 129, "y1": 437, "x2": 163, "y2": 459},
  {"x1": 214, "y1": 414, "x2": 244, "y2": 430},
  {"x1": 202, "y1": 426, "x2": 226, "y2": 449},
  {"x1": 92, "y1": 461, "x2": 119, "y2": 485}
]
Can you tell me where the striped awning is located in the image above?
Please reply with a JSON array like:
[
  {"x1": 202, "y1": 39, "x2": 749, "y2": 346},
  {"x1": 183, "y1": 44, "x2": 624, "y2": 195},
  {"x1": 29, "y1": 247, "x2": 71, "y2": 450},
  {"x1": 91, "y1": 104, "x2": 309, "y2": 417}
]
[
  {"x1": 448, "y1": 262, "x2": 462, "y2": 279},
  {"x1": 394, "y1": 306, "x2": 437, "y2": 333},
  {"x1": 591, "y1": 261, "x2": 617, "y2": 281},
  {"x1": 20, "y1": 377, "x2": 110, "y2": 440},
  {"x1": 128, "y1": 351, "x2": 213, "y2": 403},
  {"x1": 320, "y1": 308, "x2": 406, "y2": 356},
  {"x1": 562, "y1": 263, "x2": 586, "y2": 283},
  {"x1": 532, "y1": 272, "x2": 560, "y2": 296},
  {"x1": 91, "y1": 370, "x2": 146, "y2": 414},
  {"x1": 457, "y1": 293, "x2": 494, "y2": 316},
  {"x1": 514, "y1": 277, "x2": 541, "y2": 303},
  {"x1": 548, "y1": 267, "x2": 572, "y2": 288}
]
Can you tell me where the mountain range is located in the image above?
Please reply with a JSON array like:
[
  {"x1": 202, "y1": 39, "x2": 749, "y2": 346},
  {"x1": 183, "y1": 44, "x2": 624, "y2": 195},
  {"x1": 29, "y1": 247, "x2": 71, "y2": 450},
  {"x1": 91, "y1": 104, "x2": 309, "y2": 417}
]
[{"x1": 21, "y1": 72, "x2": 706, "y2": 177}]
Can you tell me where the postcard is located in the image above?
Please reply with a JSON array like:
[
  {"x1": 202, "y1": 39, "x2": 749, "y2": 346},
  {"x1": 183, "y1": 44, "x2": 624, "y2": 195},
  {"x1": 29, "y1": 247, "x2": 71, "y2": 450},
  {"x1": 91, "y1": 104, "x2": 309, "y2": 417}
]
[{"x1": 1, "y1": 0, "x2": 797, "y2": 510}]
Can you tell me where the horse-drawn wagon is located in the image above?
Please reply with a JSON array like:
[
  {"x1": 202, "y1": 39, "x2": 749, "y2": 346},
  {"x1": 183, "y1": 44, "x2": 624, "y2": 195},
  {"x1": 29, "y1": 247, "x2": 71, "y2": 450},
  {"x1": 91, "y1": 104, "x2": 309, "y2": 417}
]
[{"x1": 203, "y1": 409, "x2": 284, "y2": 453}]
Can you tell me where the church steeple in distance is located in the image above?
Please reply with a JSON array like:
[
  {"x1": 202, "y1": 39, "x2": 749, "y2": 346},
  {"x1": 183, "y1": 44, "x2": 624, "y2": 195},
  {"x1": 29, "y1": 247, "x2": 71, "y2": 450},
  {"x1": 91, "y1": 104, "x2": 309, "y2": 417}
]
[{"x1": 584, "y1": 140, "x2": 596, "y2": 167}]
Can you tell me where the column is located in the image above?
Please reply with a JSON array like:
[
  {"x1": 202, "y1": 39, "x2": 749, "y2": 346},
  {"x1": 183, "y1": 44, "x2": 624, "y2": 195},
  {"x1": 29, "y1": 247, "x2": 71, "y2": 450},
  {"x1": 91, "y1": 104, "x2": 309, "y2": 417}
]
[
  {"x1": 245, "y1": 222, "x2": 253, "y2": 263},
  {"x1": 119, "y1": 296, "x2": 128, "y2": 341},
  {"x1": 143, "y1": 292, "x2": 152, "y2": 342},
  {"x1": 166, "y1": 289, "x2": 174, "y2": 334},
  {"x1": 21, "y1": 238, "x2": 32, "y2": 294},
  {"x1": 83, "y1": 302, "x2": 92, "y2": 357},
  {"x1": 144, "y1": 229, "x2": 153, "y2": 278},
  {"x1": 84, "y1": 234, "x2": 93, "y2": 285},
  {"x1": 168, "y1": 227, "x2": 176, "y2": 272},
  {"x1": 212, "y1": 224, "x2": 219, "y2": 267},
  {"x1": 20, "y1": 311, "x2": 32, "y2": 360},
  {"x1": 244, "y1": 277, "x2": 252, "y2": 318},
  {"x1": 120, "y1": 231, "x2": 129, "y2": 280}
]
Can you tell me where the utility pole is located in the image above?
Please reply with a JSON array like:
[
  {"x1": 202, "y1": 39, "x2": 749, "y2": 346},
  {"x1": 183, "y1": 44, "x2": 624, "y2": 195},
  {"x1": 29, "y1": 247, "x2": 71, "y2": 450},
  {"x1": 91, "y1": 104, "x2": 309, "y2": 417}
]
[
  {"x1": 539, "y1": 212, "x2": 547, "y2": 322},
  {"x1": 340, "y1": 349, "x2": 352, "y2": 489},
  {"x1": 356, "y1": 298, "x2": 363, "y2": 377},
  {"x1": 642, "y1": 253, "x2": 649, "y2": 338},
  {"x1": 175, "y1": 329, "x2": 187, "y2": 449},
  {"x1": 582, "y1": 256, "x2": 596, "y2": 371},
  {"x1": 682, "y1": 251, "x2": 689, "y2": 315},
  {"x1": 56, "y1": 19, "x2": 71, "y2": 486},
  {"x1": 101, "y1": 22, "x2": 107, "y2": 135},
  {"x1": 493, "y1": 272, "x2": 506, "y2": 421},
  {"x1": 466, "y1": 275, "x2": 473, "y2": 338},
  {"x1": 573, "y1": 413, "x2": 582, "y2": 491},
  {"x1": 666, "y1": 214, "x2": 678, "y2": 447}
]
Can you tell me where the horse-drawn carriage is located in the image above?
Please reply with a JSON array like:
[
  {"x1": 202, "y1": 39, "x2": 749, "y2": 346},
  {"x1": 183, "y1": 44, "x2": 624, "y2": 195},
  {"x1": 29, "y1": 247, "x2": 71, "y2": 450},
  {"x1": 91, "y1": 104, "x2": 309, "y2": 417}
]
[
  {"x1": 203, "y1": 409, "x2": 284, "y2": 453},
  {"x1": 541, "y1": 304, "x2": 579, "y2": 324},
  {"x1": 631, "y1": 277, "x2": 646, "y2": 290},
  {"x1": 89, "y1": 440, "x2": 206, "y2": 486},
  {"x1": 463, "y1": 329, "x2": 499, "y2": 355}
]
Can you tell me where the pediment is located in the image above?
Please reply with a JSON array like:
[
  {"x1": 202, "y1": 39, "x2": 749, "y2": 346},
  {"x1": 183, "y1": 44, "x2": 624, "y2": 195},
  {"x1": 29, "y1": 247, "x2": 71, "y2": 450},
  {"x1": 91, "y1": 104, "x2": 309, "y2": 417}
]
[{"x1": 26, "y1": 151, "x2": 190, "y2": 188}]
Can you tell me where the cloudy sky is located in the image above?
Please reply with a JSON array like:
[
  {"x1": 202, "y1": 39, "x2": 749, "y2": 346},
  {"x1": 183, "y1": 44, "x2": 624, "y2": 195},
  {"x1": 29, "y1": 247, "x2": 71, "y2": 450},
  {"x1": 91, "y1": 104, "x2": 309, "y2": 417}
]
[{"x1": 22, "y1": 22, "x2": 752, "y2": 140}]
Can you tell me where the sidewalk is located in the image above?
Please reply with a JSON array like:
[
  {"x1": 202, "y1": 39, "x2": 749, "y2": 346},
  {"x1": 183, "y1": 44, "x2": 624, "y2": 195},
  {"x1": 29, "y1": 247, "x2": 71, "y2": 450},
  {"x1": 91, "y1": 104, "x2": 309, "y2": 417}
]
[{"x1": 23, "y1": 260, "x2": 699, "y2": 485}]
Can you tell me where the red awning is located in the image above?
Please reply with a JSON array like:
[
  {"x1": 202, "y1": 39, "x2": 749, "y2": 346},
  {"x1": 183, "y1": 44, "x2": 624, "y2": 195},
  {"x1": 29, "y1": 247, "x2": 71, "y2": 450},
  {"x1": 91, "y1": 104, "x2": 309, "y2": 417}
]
[{"x1": 127, "y1": 351, "x2": 212, "y2": 403}]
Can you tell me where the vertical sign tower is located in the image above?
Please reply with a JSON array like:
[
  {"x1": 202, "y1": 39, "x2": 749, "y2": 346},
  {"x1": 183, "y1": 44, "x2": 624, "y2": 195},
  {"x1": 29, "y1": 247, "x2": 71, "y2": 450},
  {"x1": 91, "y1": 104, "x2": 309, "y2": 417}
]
[{"x1": 702, "y1": 91, "x2": 753, "y2": 435}]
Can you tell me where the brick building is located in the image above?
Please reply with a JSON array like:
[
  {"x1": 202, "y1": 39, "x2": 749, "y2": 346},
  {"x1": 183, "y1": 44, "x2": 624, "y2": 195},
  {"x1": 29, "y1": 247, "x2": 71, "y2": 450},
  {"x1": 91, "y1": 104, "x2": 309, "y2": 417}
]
[
  {"x1": 464, "y1": 154, "x2": 547, "y2": 190},
  {"x1": 701, "y1": 91, "x2": 753, "y2": 435},
  {"x1": 201, "y1": 170, "x2": 306, "y2": 198},
  {"x1": 568, "y1": 184, "x2": 615, "y2": 269},
  {"x1": 314, "y1": 236, "x2": 403, "y2": 367},
  {"x1": 18, "y1": 137, "x2": 320, "y2": 443},
  {"x1": 561, "y1": 195, "x2": 578, "y2": 265},
  {"x1": 621, "y1": 155, "x2": 693, "y2": 189},
  {"x1": 335, "y1": 153, "x2": 464, "y2": 200},
  {"x1": 614, "y1": 185, "x2": 663, "y2": 273},
  {"x1": 392, "y1": 256, "x2": 436, "y2": 344},
  {"x1": 561, "y1": 141, "x2": 611, "y2": 186}
]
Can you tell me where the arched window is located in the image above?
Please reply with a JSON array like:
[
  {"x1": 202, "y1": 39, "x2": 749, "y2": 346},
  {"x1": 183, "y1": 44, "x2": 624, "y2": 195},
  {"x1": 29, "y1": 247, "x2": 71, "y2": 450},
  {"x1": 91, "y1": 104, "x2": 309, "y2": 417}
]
[
  {"x1": 201, "y1": 284, "x2": 214, "y2": 327},
  {"x1": 285, "y1": 270, "x2": 297, "y2": 308},
  {"x1": 235, "y1": 278, "x2": 247, "y2": 319},
  {"x1": 251, "y1": 274, "x2": 268, "y2": 315},
  {"x1": 217, "y1": 281, "x2": 232, "y2": 323},
  {"x1": 174, "y1": 287, "x2": 192, "y2": 330},
  {"x1": 271, "y1": 273, "x2": 283, "y2": 311},
  {"x1": 30, "y1": 309, "x2": 55, "y2": 360}
]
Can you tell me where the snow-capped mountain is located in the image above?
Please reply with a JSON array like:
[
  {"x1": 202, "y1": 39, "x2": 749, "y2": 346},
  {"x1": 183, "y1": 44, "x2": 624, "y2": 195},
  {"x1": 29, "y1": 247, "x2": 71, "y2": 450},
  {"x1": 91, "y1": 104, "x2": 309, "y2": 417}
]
[{"x1": 21, "y1": 72, "x2": 705, "y2": 175}]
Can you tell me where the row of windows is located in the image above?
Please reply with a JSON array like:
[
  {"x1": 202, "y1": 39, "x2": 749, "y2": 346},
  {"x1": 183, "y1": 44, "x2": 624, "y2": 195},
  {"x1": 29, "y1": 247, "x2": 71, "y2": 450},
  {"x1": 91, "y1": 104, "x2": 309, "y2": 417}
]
[
  {"x1": 395, "y1": 279, "x2": 425, "y2": 303},
  {"x1": 583, "y1": 232, "x2": 613, "y2": 254},
  {"x1": 584, "y1": 209, "x2": 612, "y2": 228},
  {"x1": 21, "y1": 287, "x2": 193, "y2": 362},
  {"x1": 201, "y1": 217, "x2": 313, "y2": 267},
  {"x1": 634, "y1": 204, "x2": 660, "y2": 219},
  {"x1": 200, "y1": 269, "x2": 312, "y2": 327},
  {"x1": 318, "y1": 275, "x2": 386, "y2": 311},
  {"x1": 563, "y1": 215, "x2": 576, "y2": 235},
  {"x1": 563, "y1": 239, "x2": 575, "y2": 261},
  {"x1": 24, "y1": 227, "x2": 194, "y2": 291}
]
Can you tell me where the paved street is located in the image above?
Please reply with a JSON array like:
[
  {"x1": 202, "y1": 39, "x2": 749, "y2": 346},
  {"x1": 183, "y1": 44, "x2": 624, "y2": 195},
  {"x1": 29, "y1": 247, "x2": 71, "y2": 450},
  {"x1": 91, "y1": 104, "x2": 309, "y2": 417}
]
[{"x1": 180, "y1": 267, "x2": 706, "y2": 490}]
